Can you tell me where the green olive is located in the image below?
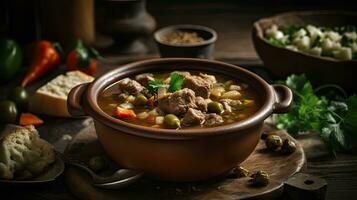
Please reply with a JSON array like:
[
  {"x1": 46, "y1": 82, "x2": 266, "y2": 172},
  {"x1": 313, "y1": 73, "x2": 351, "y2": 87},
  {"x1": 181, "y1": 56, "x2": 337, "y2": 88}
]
[
  {"x1": 164, "y1": 114, "x2": 181, "y2": 129},
  {"x1": 0, "y1": 100, "x2": 18, "y2": 124},
  {"x1": 281, "y1": 139, "x2": 296, "y2": 154},
  {"x1": 8, "y1": 86, "x2": 29, "y2": 111},
  {"x1": 88, "y1": 156, "x2": 106, "y2": 172},
  {"x1": 134, "y1": 94, "x2": 148, "y2": 106},
  {"x1": 265, "y1": 135, "x2": 283, "y2": 151},
  {"x1": 207, "y1": 102, "x2": 224, "y2": 114},
  {"x1": 251, "y1": 170, "x2": 269, "y2": 186},
  {"x1": 232, "y1": 166, "x2": 249, "y2": 178}
]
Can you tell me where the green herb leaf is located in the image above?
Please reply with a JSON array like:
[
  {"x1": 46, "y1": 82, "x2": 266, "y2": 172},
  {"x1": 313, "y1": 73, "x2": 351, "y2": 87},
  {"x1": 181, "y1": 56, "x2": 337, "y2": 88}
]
[
  {"x1": 168, "y1": 73, "x2": 184, "y2": 92},
  {"x1": 275, "y1": 74, "x2": 357, "y2": 153},
  {"x1": 148, "y1": 79, "x2": 165, "y2": 94}
]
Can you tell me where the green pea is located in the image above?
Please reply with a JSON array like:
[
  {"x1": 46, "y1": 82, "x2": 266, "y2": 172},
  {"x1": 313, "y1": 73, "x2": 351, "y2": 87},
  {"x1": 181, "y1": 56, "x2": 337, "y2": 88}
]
[
  {"x1": 208, "y1": 102, "x2": 224, "y2": 114},
  {"x1": 134, "y1": 94, "x2": 148, "y2": 106},
  {"x1": 164, "y1": 114, "x2": 181, "y2": 129}
]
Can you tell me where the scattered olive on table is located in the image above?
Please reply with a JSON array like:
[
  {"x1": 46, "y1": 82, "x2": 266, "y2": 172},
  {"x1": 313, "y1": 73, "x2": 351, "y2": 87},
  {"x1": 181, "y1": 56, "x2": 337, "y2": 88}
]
[
  {"x1": 88, "y1": 156, "x2": 107, "y2": 172},
  {"x1": 8, "y1": 86, "x2": 29, "y2": 111},
  {"x1": 0, "y1": 100, "x2": 18, "y2": 124},
  {"x1": 265, "y1": 134, "x2": 283, "y2": 151},
  {"x1": 231, "y1": 166, "x2": 250, "y2": 178},
  {"x1": 251, "y1": 170, "x2": 270, "y2": 186},
  {"x1": 164, "y1": 114, "x2": 181, "y2": 129},
  {"x1": 281, "y1": 139, "x2": 297, "y2": 154}
]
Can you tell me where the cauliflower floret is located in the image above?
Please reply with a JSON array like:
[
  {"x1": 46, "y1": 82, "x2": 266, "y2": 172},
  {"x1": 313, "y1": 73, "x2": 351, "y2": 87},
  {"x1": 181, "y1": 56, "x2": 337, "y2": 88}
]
[
  {"x1": 265, "y1": 25, "x2": 279, "y2": 37},
  {"x1": 294, "y1": 36, "x2": 310, "y2": 50},
  {"x1": 333, "y1": 47, "x2": 353, "y2": 60},
  {"x1": 306, "y1": 25, "x2": 324, "y2": 43},
  {"x1": 272, "y1": 30, "x2": 285, "y2": 40},
  {"x1": 322, "y1": 38, "x2": 341, "y2": 53},
  {"x1": 305, "y1": 47, "x2": 322, "y2": 56},
  {"x1": 344, "y1": 32, "x2": 357, "y2": 41},
  {"x1": 349, "y1": 42, "x2": 357, "y2": 53},
  {"x1": 325, "y1": 31, "x2": 342, "y2": 42},
  {"x1": 293, "y1": 28, "x2": 307, "y2": 39},
  {"x1": 265, "y1": 25, "x2": 285, "y2": 41},
  {"x1": 286, "y1": 45, "x2": 298, "y2": 51}
]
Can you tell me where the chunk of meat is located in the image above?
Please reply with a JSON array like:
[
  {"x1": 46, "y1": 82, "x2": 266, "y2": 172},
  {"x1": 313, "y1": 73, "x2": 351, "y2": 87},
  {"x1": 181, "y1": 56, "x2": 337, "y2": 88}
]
[
  {"x1": 182, "y1": 108, "x2": 205, "y2": 127},
  {"x1": 118, "y1": 78, "x2": 144, "y2": 95},
  {"x1": 195, "y1": 96, "x2": 208, "y2": 112},
  {"x1": 204, "y1": 114, "x2": 224, "y2": 126},
  {"x1": 220, "y1": 99, "x2": 242, "y2": 112},
  {"x1": 135, "y1": 73, "x2": 154, "y2": 86},
  {"x1": 117, "y1": 93, "x2": 129, "y2": 102},
  {"x1": 183, "y1": 75, "x2": 213, "y2": 98},
  {"x1": 158, "y1": 88, "x2": 197, "y2": 115},
  {"x1": 199, "y1": 73, "x2": 217, "y2": 84}
]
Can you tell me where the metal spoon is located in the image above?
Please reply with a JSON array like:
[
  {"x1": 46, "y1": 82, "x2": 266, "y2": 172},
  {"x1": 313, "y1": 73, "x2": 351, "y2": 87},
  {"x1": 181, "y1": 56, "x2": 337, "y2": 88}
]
[{"x1": 66, "y1": 159, "x2": 143, "y2": 189}]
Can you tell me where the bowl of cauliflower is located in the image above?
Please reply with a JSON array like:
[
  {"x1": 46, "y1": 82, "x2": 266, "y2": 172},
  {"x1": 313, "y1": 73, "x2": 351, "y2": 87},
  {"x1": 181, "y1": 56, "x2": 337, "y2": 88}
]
[{"x1": 253, "y1": 11, "x2": 357, "y2": 91}]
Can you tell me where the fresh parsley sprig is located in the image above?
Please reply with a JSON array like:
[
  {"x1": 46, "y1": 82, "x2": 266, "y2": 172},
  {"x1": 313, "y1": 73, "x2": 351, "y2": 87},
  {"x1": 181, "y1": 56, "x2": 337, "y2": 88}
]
[
  {"x1": 168, "y1": 72, "x2": 184, "y2": 92},
  {"x1": 147, "y1": 72, "x2": 184, "y2": 94},
  {"x1": 147, "y1": 79, "x2": 165, "y2": 94},
  {"x1": 275, "y1": 74, "x2": 357, "y2": 154}
]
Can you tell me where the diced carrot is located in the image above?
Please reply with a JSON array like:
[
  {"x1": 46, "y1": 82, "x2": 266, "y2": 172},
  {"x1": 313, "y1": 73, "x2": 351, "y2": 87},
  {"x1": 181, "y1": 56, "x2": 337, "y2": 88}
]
[
  {"x1": 147, "y1": 115, "x2": 156, "y2": 124},
  {"x1": 19, "y1": 113, "x2": 44, "y2": 126},
  {"x1": 243, "y1": 99, "x2": 254, "y2": 106},
  {"x1": 115, "y1": 107, "x2": 136, "y2": 119},
  {"x1": 147, "y1": 96, "x2": 155, "y2": 106}
]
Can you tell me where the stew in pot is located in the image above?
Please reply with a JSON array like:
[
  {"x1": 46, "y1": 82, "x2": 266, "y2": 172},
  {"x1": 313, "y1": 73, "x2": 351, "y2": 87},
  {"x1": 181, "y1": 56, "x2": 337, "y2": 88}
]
[{"x1": 98, "y1": 71, "x2": 261, "y2": 129}]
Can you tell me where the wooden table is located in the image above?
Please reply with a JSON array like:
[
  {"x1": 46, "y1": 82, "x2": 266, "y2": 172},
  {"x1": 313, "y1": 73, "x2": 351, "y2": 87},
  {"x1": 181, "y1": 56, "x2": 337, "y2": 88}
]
[{"x1": 1, "y1": 1, "x2": 357, "y2": 199}]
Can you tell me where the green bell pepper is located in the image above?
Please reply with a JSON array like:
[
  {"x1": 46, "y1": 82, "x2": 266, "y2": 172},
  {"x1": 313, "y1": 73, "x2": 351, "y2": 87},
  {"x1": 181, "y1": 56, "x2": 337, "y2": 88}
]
[{"x1": 0, "y1": 39, "x2": 23, "y2": 82}]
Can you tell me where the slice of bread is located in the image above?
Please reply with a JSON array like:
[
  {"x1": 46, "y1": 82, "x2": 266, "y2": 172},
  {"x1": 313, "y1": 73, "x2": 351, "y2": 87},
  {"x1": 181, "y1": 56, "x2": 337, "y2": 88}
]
[
  {"x1": 29, "y1": 70, "x2": 94, "y2": 117},
  {"x1": 0, "y1": 126, "x2": 55, "y2": 180}
]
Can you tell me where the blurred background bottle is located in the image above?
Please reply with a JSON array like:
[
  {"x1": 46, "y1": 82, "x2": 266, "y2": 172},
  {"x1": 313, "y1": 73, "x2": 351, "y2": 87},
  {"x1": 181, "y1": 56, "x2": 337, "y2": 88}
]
[{"x1": 39, "y1": 0, "x2": 95, "y2": 50}]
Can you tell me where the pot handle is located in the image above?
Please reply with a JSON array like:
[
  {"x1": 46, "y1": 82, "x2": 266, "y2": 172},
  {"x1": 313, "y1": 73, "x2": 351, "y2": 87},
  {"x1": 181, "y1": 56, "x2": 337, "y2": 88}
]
[
  {"x1": 67, "y1": 83, "x2": 89, "y2": 117},
  {"x1": 272, "y1": 84, "x2": 293, "y2": 114}
]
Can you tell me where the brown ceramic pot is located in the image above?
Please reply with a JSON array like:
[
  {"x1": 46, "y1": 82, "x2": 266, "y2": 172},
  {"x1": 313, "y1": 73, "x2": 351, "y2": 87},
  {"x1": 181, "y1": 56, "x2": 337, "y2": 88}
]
[{"x1": 67, "y1": 58, "x2": 292, "y2": 181}]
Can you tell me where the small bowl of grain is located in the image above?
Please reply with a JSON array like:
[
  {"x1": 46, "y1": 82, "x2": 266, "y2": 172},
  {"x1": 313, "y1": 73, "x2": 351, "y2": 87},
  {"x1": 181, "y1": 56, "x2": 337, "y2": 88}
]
[{"x1": 154, "y1": 24, "x2": 217, "y2": 59}]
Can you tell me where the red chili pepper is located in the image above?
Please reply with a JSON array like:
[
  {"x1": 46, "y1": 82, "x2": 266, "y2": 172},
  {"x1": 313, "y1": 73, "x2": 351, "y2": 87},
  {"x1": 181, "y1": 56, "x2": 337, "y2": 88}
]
[
  {"x1": 21, "y1": 41, "x2": 61, "y2": 87},
  {"x1": 19, "y1": 113, "x2": 44, "y2": 126},
  {"x1": 115, "y1": 107, "x2": 136, "y2": 119},
  {"x1": 66, "y1": 40, "x2": 98, "y2": 75}
]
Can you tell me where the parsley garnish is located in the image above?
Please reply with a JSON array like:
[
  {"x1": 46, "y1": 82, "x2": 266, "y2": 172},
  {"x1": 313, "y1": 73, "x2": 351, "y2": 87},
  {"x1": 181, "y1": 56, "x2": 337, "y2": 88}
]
[
  {"x1": 275, "y1": 74, "x2": 357, "y2": 154},
  {"x1": 148, "y1": 79, "x2": 165, "y2": 94},
  {"x1": 168, "y1": 72, "x2": 184, "y2": 92}
]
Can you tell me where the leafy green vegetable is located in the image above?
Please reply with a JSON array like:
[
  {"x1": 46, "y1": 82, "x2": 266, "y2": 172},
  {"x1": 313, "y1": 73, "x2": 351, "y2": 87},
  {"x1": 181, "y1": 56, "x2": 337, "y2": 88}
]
[
  {"x1": 267, "y1": 37, "x2": 286, "y2": 47},
  {"x1": 148, "y1": 79, "x2": 165, "y2": 94},
  {"x1": 280, "y1": 25, "x2": 302, "y2": 38},
  {"x1": 168, "y1": 73, "x2": 184, "y2": 92},
  {"x1": 275, "y1": 74, "x2": 357, "y2": 154}
]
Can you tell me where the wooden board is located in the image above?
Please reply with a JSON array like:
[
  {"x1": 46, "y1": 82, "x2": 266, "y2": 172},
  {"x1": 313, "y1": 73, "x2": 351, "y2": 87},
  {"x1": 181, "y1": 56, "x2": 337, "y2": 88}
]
[{"x1": 64, "y1": 123, "x2": 305, "y2": 200}]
